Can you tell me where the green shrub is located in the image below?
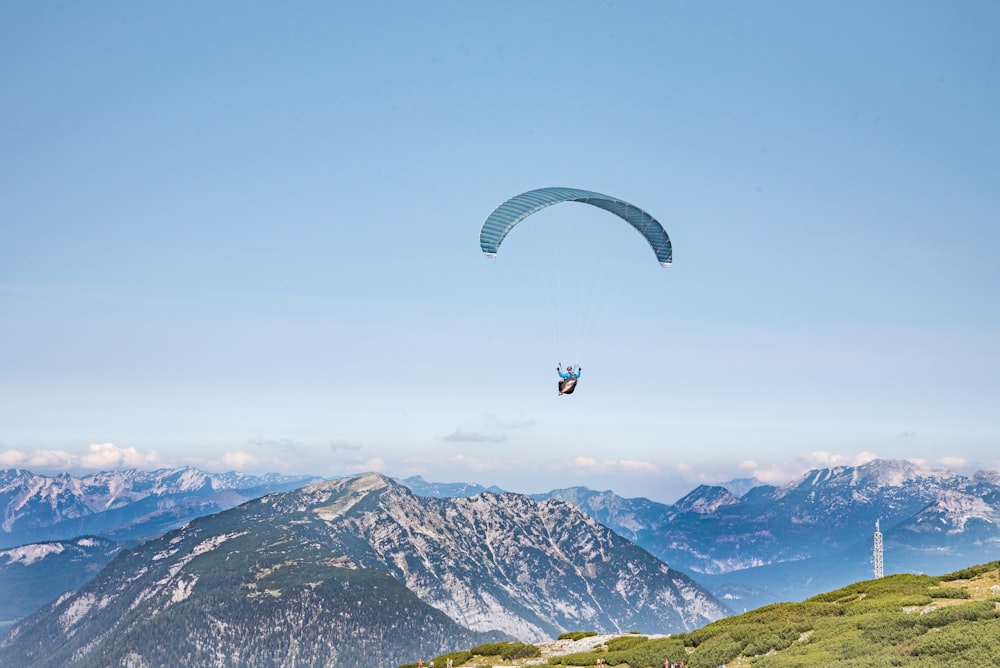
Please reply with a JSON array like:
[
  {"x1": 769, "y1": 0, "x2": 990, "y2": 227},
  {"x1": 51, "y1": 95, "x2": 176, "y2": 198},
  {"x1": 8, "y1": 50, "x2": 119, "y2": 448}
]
[
  {"x1": 752, "y1": 649, "x2": 843, "y2": 668},
  {"x1": 953, "y1": 600, "x2": 1000, "y2": 622},
  {"x1": 742, "y1": 623, "x2": 807, "y2": 656},
  {"x1": 809, "y1": 573, "x2": 939, "y2": 604},
  {"x1": 916, "y1": 606, "x2": 959, "y2": 628},
  {"x1": 941, "y1": 561, "x2": 1000, "y2": 581},
  {"x1": 468, "y1": 641, "x2": 539, "y2": 659},
  {"x1": 686, "y1": 634, "x2": 744, "y2": 668},
  {"x1": 859, "y1": 615, "x2": 922, "y2": 645},
  {"x1": 547, "y1": 651, "x2": 602, "y2": 665},
  {"x1": 611, "y1": 637, "x2": 687, "y2": 667},
  {"x1": 910, "y1": 618, "x2": 1000, "y2": 662},
  {"x1": 906, "y1": 621, "x2": 977, "y2": 657},
  {"x1": 929, "y1": 587, "x2": 971, "y2": 599},
  {"x1": 432, "y1": 651, "x2": 473, "y2": 666},
  {"x1": 847, "y1": 594, "x2": 933, "y2": 615},
  {"x1": 604, "y1": 635, "x2": 648, "y2": 652},
  {"x1": 557, "y1": 631, "x2": 597, "y2": 641}
]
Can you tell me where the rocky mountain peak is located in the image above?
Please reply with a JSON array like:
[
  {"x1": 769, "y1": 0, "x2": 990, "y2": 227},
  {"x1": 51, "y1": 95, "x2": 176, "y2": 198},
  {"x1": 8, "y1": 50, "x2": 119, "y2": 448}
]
[
  {"x1": 674, "y1": 485, "x2": 740, "y2": 514},
  {"x1": 777, "y1": 458, "x2": 961, "y2": 498}
]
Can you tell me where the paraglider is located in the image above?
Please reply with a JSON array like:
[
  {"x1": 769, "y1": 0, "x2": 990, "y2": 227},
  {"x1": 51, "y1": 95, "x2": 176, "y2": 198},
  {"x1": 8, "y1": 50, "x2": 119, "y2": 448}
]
[
  {"x1": 557, "y1": 364, "x2": 581, "y2": 395},
  {"x1": 480, "y1": 187, "x2": 671, "y2": 395}
]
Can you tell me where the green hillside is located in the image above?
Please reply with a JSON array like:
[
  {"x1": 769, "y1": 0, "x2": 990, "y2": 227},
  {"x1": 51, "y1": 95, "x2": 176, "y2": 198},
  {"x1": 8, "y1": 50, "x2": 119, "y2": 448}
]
[{"x1": 419, "y1": 561, "x2": 1000, "y2": 667}]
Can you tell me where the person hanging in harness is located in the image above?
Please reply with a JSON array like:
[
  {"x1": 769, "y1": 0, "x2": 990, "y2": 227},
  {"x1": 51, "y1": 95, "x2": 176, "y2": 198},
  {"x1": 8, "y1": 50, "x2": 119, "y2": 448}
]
[{"x1": 557, "y1": 364, "x2": 581, "y2": 395}]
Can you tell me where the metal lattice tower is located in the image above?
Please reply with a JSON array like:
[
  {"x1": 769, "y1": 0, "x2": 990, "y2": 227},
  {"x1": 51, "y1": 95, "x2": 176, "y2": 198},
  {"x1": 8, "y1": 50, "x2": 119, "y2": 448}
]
[{"x1": 873, "y1": 519, "x2": 884, "y2": 579}]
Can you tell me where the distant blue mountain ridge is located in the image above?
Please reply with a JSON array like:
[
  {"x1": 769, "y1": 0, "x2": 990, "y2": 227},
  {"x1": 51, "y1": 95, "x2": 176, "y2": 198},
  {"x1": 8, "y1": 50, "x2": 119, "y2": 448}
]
[
  {"x1": 4, "y1": 459, "x2": 1000, "y2": 623},
  {"x1": 401, "y1": 460, "x2": 1000, "y2": 609}
]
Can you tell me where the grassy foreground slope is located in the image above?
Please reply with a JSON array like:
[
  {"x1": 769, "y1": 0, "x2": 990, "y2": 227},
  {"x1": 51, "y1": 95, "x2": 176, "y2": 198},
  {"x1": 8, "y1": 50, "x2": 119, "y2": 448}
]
[{"x1": 408, "y1": 561, "x2": 1000, "y2": 667}]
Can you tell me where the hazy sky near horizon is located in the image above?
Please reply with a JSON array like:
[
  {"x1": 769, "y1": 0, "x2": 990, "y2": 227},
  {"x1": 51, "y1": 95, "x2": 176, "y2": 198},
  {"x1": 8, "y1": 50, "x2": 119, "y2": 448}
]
[{"x1": 2, "y1": 2, "x2": 998, "y2": 502}]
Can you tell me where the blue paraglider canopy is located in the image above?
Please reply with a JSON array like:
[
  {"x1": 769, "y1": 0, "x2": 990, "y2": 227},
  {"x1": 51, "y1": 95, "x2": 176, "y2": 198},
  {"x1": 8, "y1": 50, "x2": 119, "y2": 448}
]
[{"x1": 479, "y1": 187, "x2": 672, "y2": 267}]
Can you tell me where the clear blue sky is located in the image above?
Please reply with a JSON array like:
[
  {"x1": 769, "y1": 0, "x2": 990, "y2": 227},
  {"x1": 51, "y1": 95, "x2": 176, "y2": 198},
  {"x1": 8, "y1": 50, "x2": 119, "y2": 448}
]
[{"x1": 2, "y1": 2, "x2": 998, "y2": 502}]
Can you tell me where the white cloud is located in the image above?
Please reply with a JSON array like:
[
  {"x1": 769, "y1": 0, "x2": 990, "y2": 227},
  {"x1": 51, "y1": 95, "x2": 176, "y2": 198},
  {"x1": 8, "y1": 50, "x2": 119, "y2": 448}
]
[
  {"x1": 218, "y1": 450, "x2": 288, "y2": 470},
  {"x1": 329, "y1": 438, "x2": 363, "y2": 452},
  {"x1": 939, "y1": 456, "x2": 966, "y2": 469},
  {"x1": 441, "y1": 428, "x2": 506, "y2": 443},
  {"x1": 908, "y1": 456, "x2": 968, "y2": 472},
  {"x1": 80, "y1": 443, "x2": 163, "y2": 469},
  {"x1": 620, "y1": 459, "x2": 658, "y2": 473},
  {"x1": 438, "y1": 415, "x2": 533, "y2": 445},
  {"x1": 796, "y1": 451, "x2": 879, "y2": 470},
  {"x1": 573, "y1": 456, "x2": 658, "y2": 475},
  {"x1": 220, "y1": 451, "x2": 258, "y2": 469},
  {"x1": 805, "y1": 451, "x2": 849, "y2": 467},
  {"x1": 248, "y1": 437, "x2": 305, "y2": 453},
  {"x1": 853, "y1": 451, "x2": 879, "y2": 466},
  {"x1": 739, "y1": 462, "x2": 798, "y2": 485},
  {"x1": 342, "y1": 457, "x2": 384, "y2": 474},
  {"x1": 0, "y1": 449, "x2": 28, "y2": 467},
  {"x1": 445, "y1": 454, "x2": 522, "y2": 472},
  {"x1": 0, "y1": 445, "x2": 148, "y2": 471},
  {"x1": 30, "y1": 450, "x2": 76, "y2": 468}
]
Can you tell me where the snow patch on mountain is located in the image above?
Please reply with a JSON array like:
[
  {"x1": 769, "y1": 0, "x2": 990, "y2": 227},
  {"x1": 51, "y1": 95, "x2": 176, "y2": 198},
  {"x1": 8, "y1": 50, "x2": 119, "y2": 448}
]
[
  {"x1": 171, "y1": 575, "x2": 199, "y2": 602},
  {"x1": 59, "y1": 593, "x2": 97, "y2": 633},
  {"x1": 192, "y1": 531, "x2": 245, "y2": 557},
  {"x1": 2, "y1": 541, "x2": 65, "y2": 565},
  {"x1": 152, "y1": 547, "x2": 179, "y2": 561}
]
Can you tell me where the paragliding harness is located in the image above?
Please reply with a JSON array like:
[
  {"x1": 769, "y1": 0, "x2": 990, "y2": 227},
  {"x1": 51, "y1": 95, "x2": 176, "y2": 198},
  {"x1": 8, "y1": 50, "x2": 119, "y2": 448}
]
[
  {"x1": 557, "y1": 364, "x2": 580, "y2": 395},
  {"x1": 558, "y1": 377, "x2": 577, "y2": 395}
]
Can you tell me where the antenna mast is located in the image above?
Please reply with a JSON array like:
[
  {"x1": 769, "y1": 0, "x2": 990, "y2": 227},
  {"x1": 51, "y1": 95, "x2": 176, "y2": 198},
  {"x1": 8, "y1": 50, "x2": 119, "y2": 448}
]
[{"x1": 873, "y1": 519, "x2": 884, "y2": 579}]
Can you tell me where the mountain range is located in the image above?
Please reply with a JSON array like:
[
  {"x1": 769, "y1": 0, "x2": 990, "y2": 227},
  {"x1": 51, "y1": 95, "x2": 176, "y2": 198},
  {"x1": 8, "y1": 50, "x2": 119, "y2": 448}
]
[
  {"x1": 4, "y1": 458, "x2": 1000, "y2": 653},
  {"x1": 0, "y1": 467, "x2": 321, "y2": 624},
  {"x1": 0, "y1": 467, "x2": 322, "y2": 549},
  {"x1": 397, "y1": 461, "x2": 1000, "y2": 610},
  {"x1": 532, "y1": 459, "x2": 1000, "y2": 609},
  {"x1": 0, "y1": 473, "x2": 726, "y2": 667}
]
